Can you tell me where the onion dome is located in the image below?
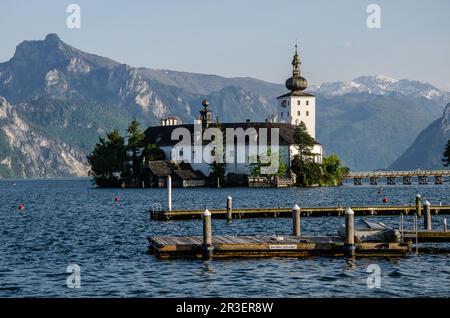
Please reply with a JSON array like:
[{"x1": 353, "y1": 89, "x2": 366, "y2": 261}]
[{"x1": 285, "y1": 45, "x2": 308, "y2": 91}]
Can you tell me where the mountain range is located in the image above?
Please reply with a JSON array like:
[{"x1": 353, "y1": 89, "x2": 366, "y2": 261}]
[
  {"x1": 389, "y1": 103, "x2": 450, "y2": 170},
  {"x1": 0, "y1": 34, "x2": 449, "y2": 178}
]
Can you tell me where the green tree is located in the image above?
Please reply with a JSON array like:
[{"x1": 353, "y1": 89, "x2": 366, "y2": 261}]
[
  {"x1": 292, "y1": 155, "x2": 323, "y2": 186},
  {"x1": 322, "y1": 154, "x2": 350, "y2": 186},
  {"x1": 141, "y1": 143, "x2": 165, "y2": 164},
  {"x1": 126, "y1": 119, "x2": 144, "y2": 182},
  {"x1": 443, "y1": 139, "x2": 450, "y2": 167},
  {"x1": 87, "y1": 129, "x2": 127, "y2": 186},
  {"x1": 248, "y1": 148, "x2": 288, "y2": 177},
  {"x1": 293, "y1": 121, "x2": 315, "y2": 161}
]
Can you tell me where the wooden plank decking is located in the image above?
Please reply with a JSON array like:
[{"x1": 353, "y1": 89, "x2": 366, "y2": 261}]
[
  {"x1": 403, "y1": 230, "x2": 450, "y2": 242},
  {"x1": 150, "y1": 205, "x2": 450, "y2": 220},
  {"x1": 148, "y1": 235, "x2": 411, "y2": 259}
]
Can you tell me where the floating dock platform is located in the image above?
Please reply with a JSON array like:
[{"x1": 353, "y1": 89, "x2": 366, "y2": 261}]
[
  {"x1": 148, "y1": 235, "x2": 411, "y2": 259},
  {"x1": 150, "y1": 205, "x2": 450, "y2": 221}
]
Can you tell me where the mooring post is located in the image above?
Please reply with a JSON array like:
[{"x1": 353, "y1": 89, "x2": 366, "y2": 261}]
[
  {"x1": 424, "y1": 200, "x2": 432, "y2": 230},
  {"x1": 167, "y1": 175, "x2": 172, "y2": 211},
  {"x1": 226, "y1": 196, "x2": 233, "y2": 223},
  {"x1": 444, "y1": 218, "x2": 448, "y2": 232},
  {"x1": 202, "y1": 209, "x2": 213, "y2": 260},
  {"x1": 292, "y1": 204, "x2": 301, "y2": 237},
  {"x1": 415, "y1": 193, "x2": 422, "y2": 217},
  {"x1": 344, "y1": 207, "x2": 355, "y2": 257}
]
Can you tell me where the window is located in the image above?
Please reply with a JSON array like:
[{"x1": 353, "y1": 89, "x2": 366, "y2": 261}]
[
  {"x1": 281, "y1": 112, "x2": 283, "y2": 118},
  {"x1": 306, "y1": 100, "x2": 309, "y2": 106},
  {"x1": 287, "y1": 111, "x2": 289, "y2": 117},
  {"x1": 288, "y1": 101, "x2": 290, "y2": 106},
  {"x1": 306, "y1": 111, "x2": 309, "y2": 116},
  {"x1": 282, "y1": 100, "x2": 287, "y2": 108},
  {"x1": 297, "y1": 100, "x2": 300, "y2": 105},
  {"x1": 179, "y1": 149, "x2": 183, "y2": 156},
  {"x1": 297, "y1": 111, "x2": 300, "y2": 116}
]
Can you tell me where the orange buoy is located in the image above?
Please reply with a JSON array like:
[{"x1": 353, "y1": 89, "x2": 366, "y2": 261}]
[
  {"x1": 383, "y1": 198, "x2": 389, "y2": 203},
  {"x1": 18, "y1": 204, "x2": 25, "y2": 210}
]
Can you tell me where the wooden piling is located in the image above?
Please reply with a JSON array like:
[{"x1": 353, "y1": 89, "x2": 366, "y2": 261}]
[
  {"x1": 344, "y1": 207, "x2": 355, "y2": 257},
  {"x1": 292, "y1": 204, "x2": 301, "y2": 237},
  {"x1": 167, "y1": 175, "x2": 172, "y2": 211},
  {"x1": 202, "y1": 209, "x2": 213, "y2": 260},
  {"x1": 424, "y1": 200, "x2": 432, "y2": 230},
  {"x1": 226, "y1": 196, "x2": 233, "y2": 223},
  {"x1": 416, "y1": 194, "x2": 422, "y2": 217}
]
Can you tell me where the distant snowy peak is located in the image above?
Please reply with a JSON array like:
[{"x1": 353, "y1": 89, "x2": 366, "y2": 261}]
[{"x1": 313, "y1": 75, "x2": 449, "y2": 104}]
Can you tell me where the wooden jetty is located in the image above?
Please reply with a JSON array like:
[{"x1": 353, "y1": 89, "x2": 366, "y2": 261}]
[
  {"x1": 148, "y1": 207, "x2": 413, "y2": 260},
  {"x1": 148, "y1": 235, "x2": 411, "y2": 259},
  {"x1": 150, "y1": 204, "x2": 450, "y2": 220},
  {"x1": 347, "y1": 170, "x2": 450, "y2": 185},
  {"x1": 403, "y1": 230, "x2": 450, "y2": 242}
]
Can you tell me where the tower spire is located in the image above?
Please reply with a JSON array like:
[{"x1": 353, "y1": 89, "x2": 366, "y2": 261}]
[
  {"x1": 285, "y1": 44, "x2": 307, "y2": 91},
  {"x1": 292, "y1": 43, "x2": 301, "y2": 76}
]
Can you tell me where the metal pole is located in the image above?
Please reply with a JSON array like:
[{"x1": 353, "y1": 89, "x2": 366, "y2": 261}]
[
  {"x1": 400, "y1": 213, "x2": 404, "y2": 243},
  {"x1": 167, "y1": 175, "x2": 172, "y2": 211},
  {"x1": 202, "y1": 209, "x2": 213, "y2": 260},
  {"x1": 344, "y1": 207, "x2": 355, "y2": 257},
  {"x1": 292, "y1": 204, "x2": 301, "y2": 237},
  {"x1": 424, "y1": 200, "x2": 432, "y2": 230},
  {"x1": 415, "y1": 193, "x2": 422, "y2": 217},
  {"x1": 414, "y1": 213, "x2": 419, "y2": 254},
  {"x1": 226, "y1": 196, "x2": 233, "y2": 223}
]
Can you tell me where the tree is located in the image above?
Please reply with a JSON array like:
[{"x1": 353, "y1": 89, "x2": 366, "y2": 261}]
[
  {"x1": 248, "y1": 148, "x2": 288, "y2": 177},
  {"x1": 208, "y1": 117, "x2": 228, "y2": 187},
  {"x1": 141, "y1": 143, "x2": 165, "y2": 164},
  {"x1": 291, "y1": 155, "x2": 323, "y2": 186},
  {"x1": 293, "y1": 121, "x2": 315, "y2": 161},
  {"x1": 126, "y1": 119, "x2": 144, "y2": 182},
  {"x1": 322, "y1": 154, "x2": 350, "y2": 186},
  {"x1": 443, "y1": 139, "x2": 450, "y2": 167},
  {"x1": 87, "y1": 129, "x2": 127, "y2": 186}
]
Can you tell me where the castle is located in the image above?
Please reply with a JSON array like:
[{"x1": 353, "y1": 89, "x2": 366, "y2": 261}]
[{"x1": 141, "y1": 46, "x2": 323, "y2": 187}]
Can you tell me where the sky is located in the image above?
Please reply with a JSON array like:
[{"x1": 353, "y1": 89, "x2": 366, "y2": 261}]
[{"x1": 0, "y1": 0, "x2": 449, "y2": 90}]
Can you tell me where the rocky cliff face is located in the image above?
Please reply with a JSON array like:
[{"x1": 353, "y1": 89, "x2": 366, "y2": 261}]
[
  {"x1": 389, "y1": 103, "x2": 450, "y2": 170},
  {"x1": 0, "y1": 97, "x2": 89, "y2": 177}
]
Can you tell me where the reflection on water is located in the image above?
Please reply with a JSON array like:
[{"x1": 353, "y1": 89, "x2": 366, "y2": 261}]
[{"x1": 0, "y1": 179, "x2": 449, "y2": 297}]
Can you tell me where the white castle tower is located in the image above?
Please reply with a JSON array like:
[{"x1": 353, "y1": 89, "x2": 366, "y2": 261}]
[{"x1": 276, "y1": 45, "x2": 316, "y2": 139}]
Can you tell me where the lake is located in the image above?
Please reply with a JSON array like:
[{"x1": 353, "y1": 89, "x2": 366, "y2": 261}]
[{"x1": 0, "y1": 179, "x2": 449, "y2": 297}]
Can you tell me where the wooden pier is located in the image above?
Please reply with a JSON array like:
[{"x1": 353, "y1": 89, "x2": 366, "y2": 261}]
[
  {"x1": 347, "y1": 170, "x2": 450, "y2": 185},
  {"x1": 148, "y1": 235, "x2": 411, "y2": 259},
  {"x1": 150, "y1": 204, "x2": 450, "y2": 220},
  {"x1": 147, "y1": 207, "x2": 417, "y2": 260},
  {"x1": 403, "y1": 230, "x2": 450, "y2": 242}
]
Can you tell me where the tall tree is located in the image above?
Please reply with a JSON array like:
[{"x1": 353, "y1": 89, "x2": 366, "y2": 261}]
[
  {"x1": 126, "y1": 119, "x2": 144, "y2": 182},
  {"x1": 293, "y1": 121, "x2": 315, "y2": 161},
  {"x1": 443, "y1": 139, "x2": 450, "y2": 167},
  {"x1": 87, "y1": 129, "x2": 127, "y2": 186}
]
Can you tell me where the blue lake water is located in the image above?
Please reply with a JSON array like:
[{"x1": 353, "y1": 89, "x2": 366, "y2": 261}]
[{"x1": 0, "y1": 179, "x2": 449, "y2": 297}]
